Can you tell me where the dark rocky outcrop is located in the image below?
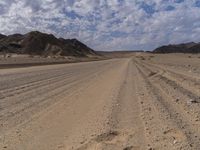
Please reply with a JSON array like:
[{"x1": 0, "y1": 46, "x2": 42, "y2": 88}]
[
  {"x1": 153, "y1": 42, "x2": 200, "y2": 53},
  {"x1": 0, "y1": 31, "x2": 96, "y2": 57},
  {"x1": 0, "y1": 34, "x2": 6, "y2": 39}
]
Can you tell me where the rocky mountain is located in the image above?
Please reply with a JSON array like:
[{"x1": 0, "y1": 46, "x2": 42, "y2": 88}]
[
  {"x1": 153, "y1": 42, "x2": 200, "y2": 53},
  {"x1": 0, "y1": 31, "x2": 96, "y2": 57},
  {"x1": 0, "y1": 34, "x2": 6, "y2": 39}
]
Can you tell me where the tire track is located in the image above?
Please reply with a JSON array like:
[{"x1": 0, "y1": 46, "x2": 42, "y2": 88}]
[
  {"x1": 0, "y1": 60, "x2": 119, "y2": 134},
  {"x1": 137, "y1": 62, "x2": 195, "y2": 150},
  {"x1": 142, "y1": 61, "x2": 200, "y2": 95},
  {"x1": 0, "y1": 62, "x2": 110, "y2": 90},
  {"x1": 76, "y1": 60, "x2": 147, "y2": 150},
  {"x1": 137, "y1": 60, "x2": 200, "y2": 123}
]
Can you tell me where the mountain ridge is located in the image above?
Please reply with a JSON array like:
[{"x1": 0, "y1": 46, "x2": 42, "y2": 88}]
[
  {"x1": 0, "y1": 31, "x2": 96, "y2": 57},
  {"x1": 153, "y1": 42, "x2": 200, "y2": 53}
]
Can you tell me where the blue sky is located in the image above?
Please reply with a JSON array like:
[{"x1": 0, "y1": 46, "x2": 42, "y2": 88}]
[{"x1": 0, "y1": 0, "x2": 200, "y2": 51}]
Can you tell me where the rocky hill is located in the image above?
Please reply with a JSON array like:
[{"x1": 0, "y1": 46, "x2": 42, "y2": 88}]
[
  {"x1": 0, "y1": 34, "x2": 6, "y2": 39},
  {"x1": 153, "y1": 42, "x2": 200, "y2": 53},
  {"x1": 0, "y1": 31, "x2": 96, "y2": 57}
]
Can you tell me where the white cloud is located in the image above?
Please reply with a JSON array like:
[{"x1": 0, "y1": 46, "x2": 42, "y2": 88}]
[{"x1": 0, "y1": 0, "x2": 200, "y2": 51}]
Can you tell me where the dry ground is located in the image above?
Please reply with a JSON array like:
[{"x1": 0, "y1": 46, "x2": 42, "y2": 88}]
[
  {"x1": 0, "y1": 54, "x2": 103, "y2": 69},
  {"x1": 0, "y1": 53, "x2": 200, "y2": 150}
]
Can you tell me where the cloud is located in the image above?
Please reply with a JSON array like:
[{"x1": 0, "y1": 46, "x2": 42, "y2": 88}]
[{"x1": 0, "y1": 0, "x2": 200, "y2": 51}]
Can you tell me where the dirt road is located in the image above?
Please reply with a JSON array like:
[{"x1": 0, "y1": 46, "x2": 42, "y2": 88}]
[{"x1": 0, "y1": 54, "x2": 200, "y2": 150}]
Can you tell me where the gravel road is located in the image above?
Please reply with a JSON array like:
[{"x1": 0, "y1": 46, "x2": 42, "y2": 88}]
[{"x1": 0, "y1": 54, "x2": 200, "y2": 150}]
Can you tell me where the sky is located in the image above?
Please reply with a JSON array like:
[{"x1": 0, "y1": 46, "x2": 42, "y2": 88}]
[{"x1": 0, "y1": 0, "x2": 200, "y2": 51}]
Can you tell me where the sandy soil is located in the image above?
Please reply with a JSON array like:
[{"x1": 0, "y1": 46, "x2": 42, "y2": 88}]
[
  {"x1": 0, "y1": 54, "x2": 103, "y2": 69},
  {"x1": 0, "y1": 53, "x2": 200, "y2": 150}
]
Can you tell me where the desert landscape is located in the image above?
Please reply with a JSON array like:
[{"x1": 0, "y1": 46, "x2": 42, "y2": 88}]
[
  {"x1": 1, "y1": 1, "x2": 200, "y2": 149},
  {"x1": 0, "y1": 52, "x2": 200, "y2": 150}
]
